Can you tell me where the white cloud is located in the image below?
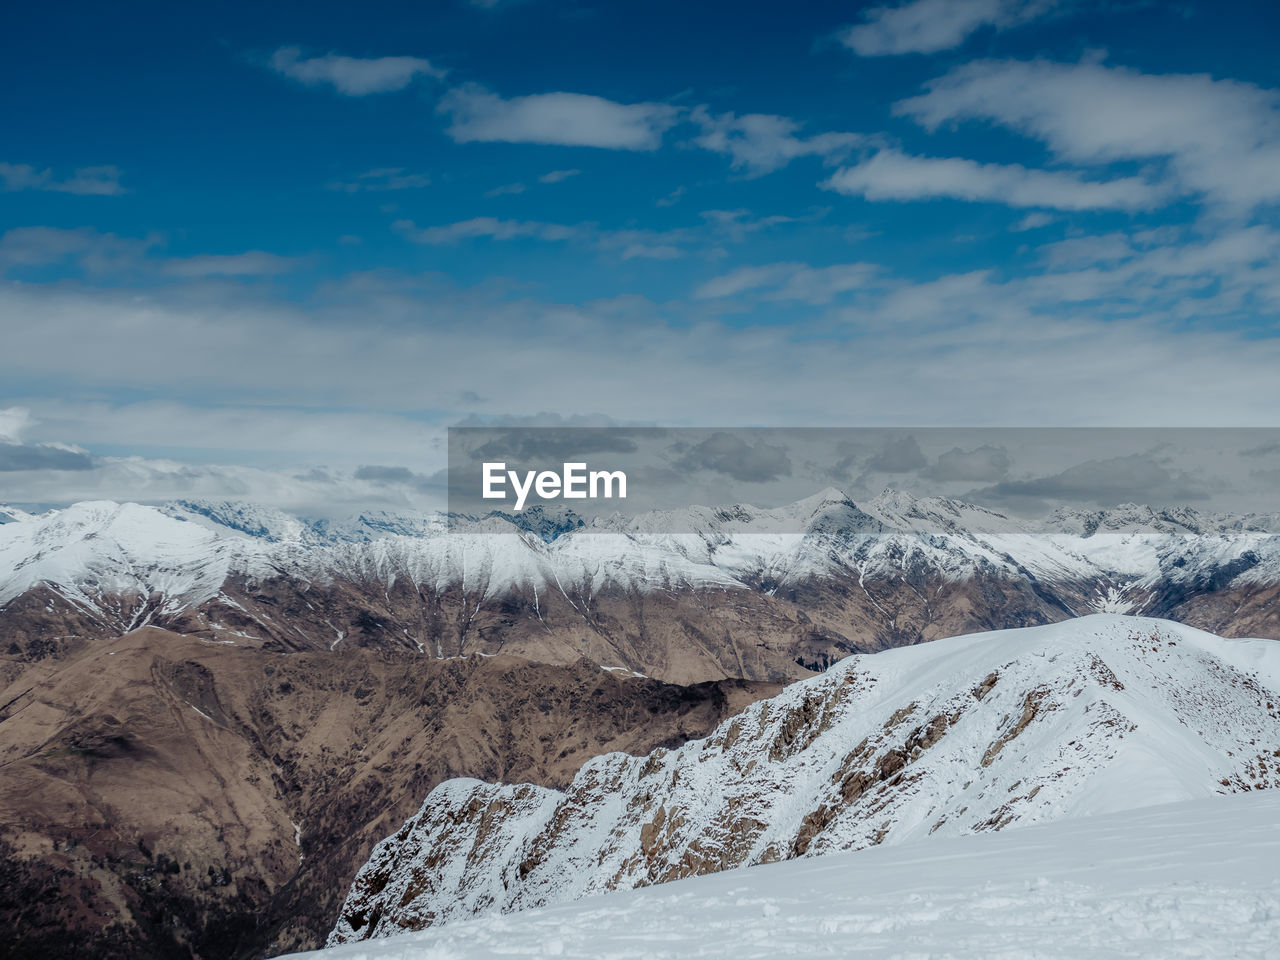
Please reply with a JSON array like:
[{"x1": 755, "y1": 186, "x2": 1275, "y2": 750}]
[
  {"x1": 700, "y1": 208, "x2": 827, "y2": 242},
  {"x1": 4, "y1": 247, "x2": 1279, "y2": 475},
  {"x1": 484, "y1": 182, "x2": 527, "y2": 198},
  {"x1": 539, "y1": 169, "x2": 581, "y2": 184},
  {"x1": 694, "y1": 264, "x2": 797, "y2": 300},
  {"x1": 692, "y1": 108, "x2": 864, "y2": 176},
  {"x1": 0, "y1": 226, "x2": 157, "y2": 274},
  {"x1": 823, "y1": 148, "x2": 1166, "y2": 210},
  {"x1": 897, "y1": 58, "x2": 1280, "y2": 211},
  {"x1": 4, "y1": 222, "x2": 1280, "y2": 509},
  {"x1": 656, "y1": 186, "x2": 686, "y2": 207},
  {"x1": 393, "y1": 217, "x2": 578, "y2": 244},
  {"x1": 595, "y1": 228, "x2": 692, "y2": 260},
  {"x1": 0, "y1": 162, "x2": 125, "y2": 196},
  {"x1": 619, "y1": 243, "x2": 682, "y2": 261},
  {"x1": 842, "y1": 0, "x2": 1056, "y2": 56},
  {"x1": 1011, "y1": 211, "x2": 1055, "y2": 231},
  {"x1": 393, "y1": 218, "x2": 692, "y2": 259},
  {"x1": 694, "y1": 262, "x2": 879, "y2": 303},
  {"x1": 0, "y1": 407, "x2": 33, "y2": 444},
  {"x1": 327, "y1": 168, "x2": 431, "y2": 192},
  {"x1": 439, "y1": 84, "x2": 678, "y2": 150},
  {"x1": 161, "y1": 252, "x2": 301, "y2": 278},
  {"x1": 0, "y1": 227, "x2": 297, "y2": 280},
  {"x1": 269, "y1": 47, "x2": 444, "y2": 96}
]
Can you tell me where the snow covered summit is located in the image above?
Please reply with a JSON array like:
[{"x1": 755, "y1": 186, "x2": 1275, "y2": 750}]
[{"x1": 327, "y1": 615, "x2": 1280, "y2": 945}]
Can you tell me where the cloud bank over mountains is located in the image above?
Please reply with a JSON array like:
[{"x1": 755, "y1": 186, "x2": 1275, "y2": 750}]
[{"x1": 3, "y1": 1, "x2": 1278, "y2": 508}]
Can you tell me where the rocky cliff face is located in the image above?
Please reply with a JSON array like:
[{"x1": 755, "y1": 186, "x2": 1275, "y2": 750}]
[{"x1": 329, "y1": 615, "x2": 1280, "y2": 944}]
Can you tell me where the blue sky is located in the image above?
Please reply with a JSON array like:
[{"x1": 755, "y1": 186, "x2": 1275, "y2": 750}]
[{"x1": 2, "y1": 0, "x2": 1280, "y2": 511}]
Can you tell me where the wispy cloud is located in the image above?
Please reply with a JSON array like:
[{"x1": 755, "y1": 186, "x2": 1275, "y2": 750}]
[
  {"x1": 327, "y1": 168, "x2": 431, "y2": 192},
  {"x1": 656, "y1": 186, "x2": 686, "y2": 207},
  {"x1": 897, "y1": 58, "x2": 1280, "y2": 212},
  {"x1": 484, "y1": 182, "x2": 527, "y2": 197},
  {"x1": 700, "y1": 208, "x2": 827, "y2": 242},
  {"x1": 598, "y1": 232, "x2": 685, "y2": 260},
  {"x1": 393, "y1": 217, "x2": 579, "y2": 244},
  {"x1": 393, "y1": 204, "x2": 831, "y2": 260},
  {"x1": 269, "y1": 46, "x2": 444, "y2": 96},
  {"x1": 0, "y1": 226, "x2": 156, "y2": 274},
  {"x1": 538, "y1": 168, "x2": 581, "y2": 184},
  {"x1": 1011, "y1": 211, "x2": 1055, "y2": 231},
  {"x1": 823, "y1": 148, "x2": 1166, "y2": 211},
  {"x1": 0, "y1": 227, "x2": 297, "y2": 280},
  {"x1": 694, "y1": 262, "x2": 879, "y2": 303},
  {"x1": 0, "y1": 162, "x2": 126, "y2": 196},
  {"x1": 841, "y1": 0, "x2": 1057, "y2": 56},
  {"x1": 161, "y1": 252, "x2": 301, "y2": 278},
  {"x1": 692, "y1": 108, "x2": 864, "y2": 176},
  {"x1": 392, "y1": 216, "x2": 689, "y2": 260},
  {"x1": 438, "y1": 84, "x2": 679, "y2": 150}
]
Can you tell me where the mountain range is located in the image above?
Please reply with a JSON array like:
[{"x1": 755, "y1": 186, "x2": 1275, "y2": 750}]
[
  {"x1": 3, "y1": 492, "x2": 1279, "y2": 689},
  {"x1": 2, "y1": 491, "x2": 1279, "y2": 958}
]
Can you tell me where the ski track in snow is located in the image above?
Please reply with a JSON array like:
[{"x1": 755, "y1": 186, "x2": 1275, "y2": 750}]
[{"x1": 279, "y1": 790, "x2": 1280, "y2": 960}]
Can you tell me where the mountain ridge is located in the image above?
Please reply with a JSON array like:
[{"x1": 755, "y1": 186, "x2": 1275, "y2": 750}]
[
  {"x1": 326, "y1": 614, "x2": 1280, "y2": 945},
  {"x1": 3, "y1": 494, "x2": 1280, "y2": 685}
]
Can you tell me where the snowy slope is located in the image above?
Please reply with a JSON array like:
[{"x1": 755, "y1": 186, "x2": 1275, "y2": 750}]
[
  {"x1": 283, "y1": 789, "x2": 1280, "y2": 960},
  {"x1": 327, "y1": 616, "x2": 1280, "y2": 942},
  {"x1": 0, "y1": 501, "x2": 242, "y2": 622}
]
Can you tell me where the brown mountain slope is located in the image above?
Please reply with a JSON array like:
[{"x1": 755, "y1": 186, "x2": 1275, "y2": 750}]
[
  {"x1": 4, "y1": 565, "x2": 1083, "y2": 687},
  {"x1": 0, "y1": 628, "x2": 778, "y2": 959}
]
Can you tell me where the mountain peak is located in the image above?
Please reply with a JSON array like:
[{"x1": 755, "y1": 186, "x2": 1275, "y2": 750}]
[{"x1": 327, "y1": 615, "x2": 1280, "y2": 945}]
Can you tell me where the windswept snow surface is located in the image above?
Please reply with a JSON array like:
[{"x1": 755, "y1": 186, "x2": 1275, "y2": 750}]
[{"x1": 281, "y1": 790, "x2": 1280, "y2": 959}]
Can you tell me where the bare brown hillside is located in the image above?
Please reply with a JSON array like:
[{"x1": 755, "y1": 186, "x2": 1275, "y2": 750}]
[{"x1": 0, "y1": 628, "x2": 778, "y2": 959}]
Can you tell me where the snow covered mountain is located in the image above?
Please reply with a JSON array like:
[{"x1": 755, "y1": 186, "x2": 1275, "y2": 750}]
[
  {"x1": 1, "y1": 493, "x2": 1279, "y2": 682},
  {"x1": 326, "y1": 615, "x2": 1280, "y2": 944},
  {"x1": 287, "y1": 789, "x2": 1280, "y2": 960}
]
